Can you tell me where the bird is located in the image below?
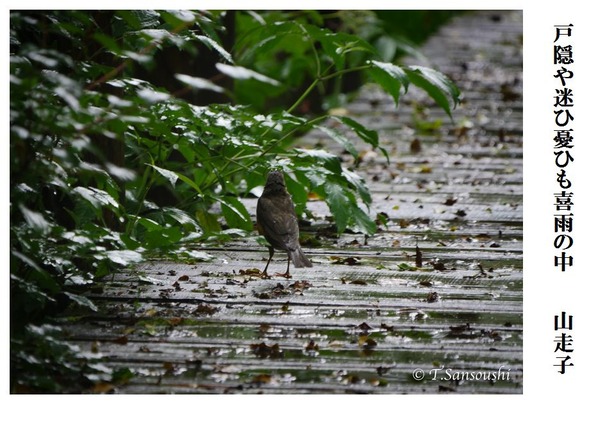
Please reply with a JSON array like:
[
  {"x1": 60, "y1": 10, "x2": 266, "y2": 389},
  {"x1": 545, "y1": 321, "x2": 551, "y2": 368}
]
[{"x1": 256, "y1": 170, "x2": 312, "y2": 278}]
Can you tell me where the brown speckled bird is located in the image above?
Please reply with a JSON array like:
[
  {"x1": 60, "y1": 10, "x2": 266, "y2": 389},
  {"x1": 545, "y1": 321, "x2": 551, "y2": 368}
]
[{"x1": 257, "y1": 171, "x2": 312, "y2": 278}]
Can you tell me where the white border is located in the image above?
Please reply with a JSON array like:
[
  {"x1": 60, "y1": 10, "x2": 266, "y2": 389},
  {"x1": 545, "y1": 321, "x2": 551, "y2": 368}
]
[{"x1": 3, "y1": 1, "x2": 597, "y2": 431}]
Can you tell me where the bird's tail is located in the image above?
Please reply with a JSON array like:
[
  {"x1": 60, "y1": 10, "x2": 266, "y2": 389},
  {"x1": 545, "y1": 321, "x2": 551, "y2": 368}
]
[{"x1": 290, "y1": 247, "x2": 312, "y2": 268}]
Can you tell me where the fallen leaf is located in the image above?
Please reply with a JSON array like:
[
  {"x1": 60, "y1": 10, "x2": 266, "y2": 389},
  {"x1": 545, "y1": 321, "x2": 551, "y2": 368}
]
[
  {"x1": 349, "y1": 279, "x2": 368, "y2": 285},
  {"x1": 168, "y1": 317, "x2": 183, "y2": 326},
  {"x1": 250, "y1": 342, "x2": 284, "y2": 359},
  {"x1": 426, "y1": 291, "x2": 439, "y2": 303},
  {"x1": 113, "y1": 335, "x2": 128, "y2": 345},
  {"x1": 91, "y1": 382, "x2": 115, "y2": 394}
]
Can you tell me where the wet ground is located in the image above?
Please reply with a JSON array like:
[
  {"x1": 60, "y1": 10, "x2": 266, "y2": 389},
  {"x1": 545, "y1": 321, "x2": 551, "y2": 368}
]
[{"x1": 59, "y1": 10, "x2": 523, "y2": 394}]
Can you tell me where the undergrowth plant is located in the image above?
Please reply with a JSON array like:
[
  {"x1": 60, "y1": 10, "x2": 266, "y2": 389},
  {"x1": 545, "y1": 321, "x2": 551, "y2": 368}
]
[{"x1": 10, "y1": 10, "x2": 459, "y2": 391}]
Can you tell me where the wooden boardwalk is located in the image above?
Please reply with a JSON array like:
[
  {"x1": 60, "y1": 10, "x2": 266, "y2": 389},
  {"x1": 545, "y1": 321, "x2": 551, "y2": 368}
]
[{"x1": 60, "y1": 11, "x2": 523, "y2": 394}]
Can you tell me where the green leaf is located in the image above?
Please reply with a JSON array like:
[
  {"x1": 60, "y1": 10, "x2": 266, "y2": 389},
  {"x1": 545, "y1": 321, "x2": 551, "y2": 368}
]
[
  {"x1": 295, "y1": 148, "x2": 342, "y2": 173},
  {"x1": 175, "y1": 73, "x2": 225, "y2": 93},
  {"x1": 105, "y1": 249, "x2": 144, "y2": 266},
  {"x1": 333, "y1": 116, "x2": 379, "y2": 146},
  {"x1": 216, "y1": 63, "x2": 280, "y2": 86},
  {"x1": 19, "y1": 205, "x2": 52, "y2": 234},
  {"x1": 149, "y1": 164, "x2": 178, "y2": 187},
  {"x1": 164, "y1": 207, "x2": 202, "y2": 232},
  {"x1": 218, "y1": 196, "x2": 253, "y2": 231},
  {"x1": 324, "y1": 182, "x2": 350, "y2": 233},
  {"x1": 405, "y1": 65, "x2": 460, "y2": 118},
  {"x1": 193, "y1": 35, "x2": 233, "y2": 64},
  {"x1": 64, "y1": 292, "x2": 98, "y2": 312},
  {"x1": 117, "y1": 10, "x2": 161, "y2": 30},
  {"x1": 73, "y1": 186, "x2": 119, "y2": 210},
  {"x1": 196, "y1": 208, "x2": 222, "y2": 234},
  {"x1": 283, "y1": 173, "x2": 308, "y2": 215},
  {"x1": 321, "y1": 31, "x2": 376, "y2": 68},
  {"x1": 316, "y1": 125, "x2": 358, "y2": 159},
  {"x1": 148, "y1": 164, "x2": 202, "y2": 195},
  {"x1": 93, "y1": 33, "x2": 122, "y2": 55},
  {"x1": 143, "y1": 226, "x2": 183, "y2": 248},
  {"x1": 342, "y1": 168, "x2": 372, "y2": 206},
  {"x1": 350, "y1": 206, "x2": 377, "y2": 235},
  {"x1": 368, "y1": 60, "x2": 410, "y2": 105},
  {"x1": 136, "y1": 216, "x2": 163, "y2": 232},
  {"x1": 160, "y1": 10, "x2": 197, "y2": 26}
]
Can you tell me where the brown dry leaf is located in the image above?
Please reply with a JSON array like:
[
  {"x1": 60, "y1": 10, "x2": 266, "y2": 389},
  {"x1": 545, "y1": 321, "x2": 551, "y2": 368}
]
[
  {"x1": 330, "y1": 256, "x2": 361, "y2": 266},
  {"x1": 444, "y1": 197, "x2": 458, "y2": 206},
  {"x1": 193, "y1": 303, "x2": 218, "y2": 316},
  {"x1": 91, "y1": 382, "x2": 115, "y2": 394},
  {"x1": 398, "y1": 219, "x2": 410, "y2": 228},
  {"x1": 349, "y1": 279, "x2": 368, "y2": 285},
  {"x1": 169, "y1": 317, "x2": 183, "y2": 326},
  {"x1": 113, "y1": 335, "x2": 128, "y2": 345},
  {"x1": 250, "y1": 342, "x2": 284, "y2": 359},
  {"x1": 305, "y1": 340, "x2": 319, "y2": 352},
  {"x1": 381, "y1": 323, "x2": 394, "y2": 332},
  {"x1": 358, "y1": 336, "x2": 378, "y2": 349},
  {"x1": 290, "y1": 280, "x2": 312, "y2": 290},
  {"x1": 239, "y1": 268, "x2": 262, "y2": 276},
  {"x1": 376, "y1": 366, "x2": 390, "y2": 376},
  {"x1": 357, "y1": 322, "x2": 372, "y2": 331},
  {"x1": 251, "y1": 374, "x2": 273, "y2": 385},
  {"x1": 432, "y1": 261, "x2": 447, "y2": 271},
  {"x1": 426, "y1": 291, "x2": 439, "y2": 303},
  {"x1": 163, "y1": 362, "x2": 176, "y2": 374},
  {"x1": 410, "y1": 138, "x2": 422, "y2": 153},
  {"x1": 144, "y1": 308, "x2": 158, "y2": 317}
]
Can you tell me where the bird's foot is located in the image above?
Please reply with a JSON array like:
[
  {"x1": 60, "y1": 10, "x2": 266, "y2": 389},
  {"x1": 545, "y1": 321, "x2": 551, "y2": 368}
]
[{"x1": 274, "y1": 272, "x2": 293, "y2": 279}]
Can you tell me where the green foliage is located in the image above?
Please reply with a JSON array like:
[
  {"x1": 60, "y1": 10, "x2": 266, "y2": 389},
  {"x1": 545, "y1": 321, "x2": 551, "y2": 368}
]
[
  {"x1": 10, "y1": 10, "x2": 459, "y2": 391},
  {"x1": 10, "y1": 324, "x2": 111, "y2": 393}
]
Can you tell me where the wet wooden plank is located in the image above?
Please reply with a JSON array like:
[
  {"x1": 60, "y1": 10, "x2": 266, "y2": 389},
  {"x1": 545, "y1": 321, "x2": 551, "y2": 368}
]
[{"x1": 58, "y1": 11, "x2": 523, "y2": 394}]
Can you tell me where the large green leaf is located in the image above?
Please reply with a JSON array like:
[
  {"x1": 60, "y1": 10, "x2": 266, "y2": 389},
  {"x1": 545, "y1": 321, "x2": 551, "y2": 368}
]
[
  {"x1": 218, "y1": 196, "x2": 254, "y2": 232},
  {"x1": 316, "y1": 125, "x2": 358, "y2": 159},
  {"x1": 175, "y1": 73, "x2": 225, "y2": 93},
  {"x1": 295, "y1": 148, "x2": 343, "y2": 173},
  {"x1": 342, "y1": 168, "x2": 372, "y2": 206},
  {"x1": 350, "y1": 206, "x2": 377, "y2": 235},
  {"x1": 367, "y1": 60, "x2": 410, "y2": 105},
  {"x1": 64, "y1": 292, "x2": 98, "y2": 312},
  {"x1": 405, "y1": 65, "x2": 461, "y2": 118},
  {"x1": 333, "y1": 116, "x2": 379, "y2": 146},
  {"x1": 148, "y1": 164, "x2": 202, "y2": 195},
  {"x1": 324, "y1": 182, "x2": 350, "y2": 233},
  {"x1": 193, "y1": 35, "x2": 234, "y2": 64},
  {"x1": 216, "y1": 63, "x2": 280, "y2": 86}
]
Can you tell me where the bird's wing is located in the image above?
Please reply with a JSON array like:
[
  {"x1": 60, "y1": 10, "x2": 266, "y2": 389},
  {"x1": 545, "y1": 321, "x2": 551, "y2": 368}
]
[{"x1": 257, "y1": 196, "x2": 299, "y2": 251}]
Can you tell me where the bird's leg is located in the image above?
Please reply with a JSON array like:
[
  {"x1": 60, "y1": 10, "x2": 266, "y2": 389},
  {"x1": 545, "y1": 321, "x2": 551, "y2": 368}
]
[
  {"x1": 276, "y1": 256, "x2": 293, "y2": 279},
  {"x1": 261, "y1": 246, "x2": 274, "y2": 278}
]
